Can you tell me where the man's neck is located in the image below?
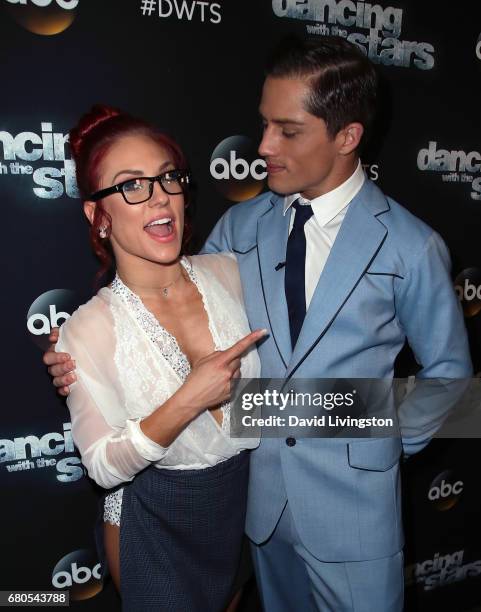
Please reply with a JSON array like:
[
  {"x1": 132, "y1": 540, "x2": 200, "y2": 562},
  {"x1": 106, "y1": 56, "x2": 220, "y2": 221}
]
[{"x1": 300, "y1": 158, "x2": 360, "y2": 200}]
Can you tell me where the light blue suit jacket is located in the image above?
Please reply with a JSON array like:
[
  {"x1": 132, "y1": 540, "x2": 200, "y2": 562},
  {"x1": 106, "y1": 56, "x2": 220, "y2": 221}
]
[{"x1": 203, "y1": 178, "x2": 472, "y2": 562}]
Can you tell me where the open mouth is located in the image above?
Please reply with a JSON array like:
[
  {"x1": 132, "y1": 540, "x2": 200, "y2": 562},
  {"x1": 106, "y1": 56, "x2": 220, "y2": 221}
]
[{"x1": 144, "y1": 217, "x2": 174, "y2": 239}]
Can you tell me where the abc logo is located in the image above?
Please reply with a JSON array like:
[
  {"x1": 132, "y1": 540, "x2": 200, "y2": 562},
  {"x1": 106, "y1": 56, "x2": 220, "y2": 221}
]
[
  {"x1": 52, "y1": 549, "x2": 103, "y2": 601},
  {"x1": 476, "y1": 33, "x2": 481, "y2": 62},
  {"x1": 4, "y1": 0, "x2": 78, "y2": 36},
  {"x1": 428, "y1": 470, "x2": 464, "y2": 511},
  {"x1": 454, "y1": 268, "x2": 481, "y2": 318},
  {"x1": 27, "y1": 289, "x2": 78, "y2": 350},
  {"x1": 210, "y1": 135, "x2": 267, "y2": 202}
]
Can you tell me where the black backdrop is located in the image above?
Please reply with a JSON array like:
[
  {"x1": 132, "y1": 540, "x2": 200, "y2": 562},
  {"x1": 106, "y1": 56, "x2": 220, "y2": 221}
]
[{"x1": 1, "y1": 1, "x2": 481, "y2": 610}]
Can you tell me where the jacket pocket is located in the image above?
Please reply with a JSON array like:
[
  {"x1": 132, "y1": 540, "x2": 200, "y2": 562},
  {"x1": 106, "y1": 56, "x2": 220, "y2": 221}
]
[
  {"x1": 233, "y1": 243, "x2": 257, "y2": 255},
  {"x1": 347, "y1": 437, "x2": 402, "y2": 471}
]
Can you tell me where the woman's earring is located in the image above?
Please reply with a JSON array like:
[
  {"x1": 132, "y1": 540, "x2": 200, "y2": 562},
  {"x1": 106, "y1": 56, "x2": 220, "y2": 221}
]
[{"x1": 99, "y1": 226, "x2": 108, "y2": 239}]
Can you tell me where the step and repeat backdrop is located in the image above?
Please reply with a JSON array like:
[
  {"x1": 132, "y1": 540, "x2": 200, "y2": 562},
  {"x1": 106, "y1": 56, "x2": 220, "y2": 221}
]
[{"x1": 1, "y1": 1, "x2": 480, "y2": 610}]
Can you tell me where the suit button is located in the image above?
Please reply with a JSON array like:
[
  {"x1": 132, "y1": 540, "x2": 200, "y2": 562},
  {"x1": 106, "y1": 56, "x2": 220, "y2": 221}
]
[{"x1": 286, "y1": 437, "x2": 296, "y2": 447}]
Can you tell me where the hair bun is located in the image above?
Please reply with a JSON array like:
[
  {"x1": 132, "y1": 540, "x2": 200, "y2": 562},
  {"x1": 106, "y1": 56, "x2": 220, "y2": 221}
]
[{"x1": 70, "y1": 104, "x2": 121, "y2": 160}]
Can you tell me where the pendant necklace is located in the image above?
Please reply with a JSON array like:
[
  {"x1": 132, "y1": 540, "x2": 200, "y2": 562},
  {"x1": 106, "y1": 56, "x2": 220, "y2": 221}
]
[{"x1": 160, "y1": 268, "x2": 185, "y2": 298}]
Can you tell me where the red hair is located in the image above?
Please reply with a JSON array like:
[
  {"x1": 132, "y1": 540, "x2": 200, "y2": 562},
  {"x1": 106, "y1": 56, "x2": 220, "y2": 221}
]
[{"x1": 69, "y1": 104, "x2": 192, "y2": 283}]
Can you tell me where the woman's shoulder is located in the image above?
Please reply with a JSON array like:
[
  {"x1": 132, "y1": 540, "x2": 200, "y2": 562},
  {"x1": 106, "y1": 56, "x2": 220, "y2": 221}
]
[
  {"x1": 57, "y1": 288, "x2": 114, "y2": 347},
  {"x1": 188, "y1": 253, "x2": 243, "y2": 300},
  {"x1": 188, "y1": 252, "x2": 238, "y2": 275},
  {"x1": 65, "y1": 288, "x2": 111, "y2": 323}
]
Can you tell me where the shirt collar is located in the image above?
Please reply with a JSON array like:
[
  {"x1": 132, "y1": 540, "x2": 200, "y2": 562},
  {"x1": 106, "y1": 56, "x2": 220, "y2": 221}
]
[{"x1": 283, "y1": 160, "x2": 365, "y2": 227}]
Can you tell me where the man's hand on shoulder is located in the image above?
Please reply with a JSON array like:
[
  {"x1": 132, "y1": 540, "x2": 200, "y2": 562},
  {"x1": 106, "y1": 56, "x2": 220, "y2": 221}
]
[{"x1": 42, "y1": 327, "x2": 76, "y2": 396}]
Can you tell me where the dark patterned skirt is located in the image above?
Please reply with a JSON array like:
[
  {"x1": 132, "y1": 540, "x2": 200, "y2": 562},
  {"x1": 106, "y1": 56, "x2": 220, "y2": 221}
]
[{"x1": 120, "y1": 451, "x2": 250, "y2": 611}]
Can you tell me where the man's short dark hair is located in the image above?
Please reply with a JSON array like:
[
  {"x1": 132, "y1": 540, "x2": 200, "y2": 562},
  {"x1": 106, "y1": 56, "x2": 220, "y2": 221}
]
[{"x1": 266, "y1": 36, "x2": 378, "y2": 141}]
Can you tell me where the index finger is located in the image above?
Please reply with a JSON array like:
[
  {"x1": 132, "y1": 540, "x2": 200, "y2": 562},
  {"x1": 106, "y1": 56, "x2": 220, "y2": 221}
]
[{"x1": 222, "y1": 329, "x2": 268, "y2": 361}]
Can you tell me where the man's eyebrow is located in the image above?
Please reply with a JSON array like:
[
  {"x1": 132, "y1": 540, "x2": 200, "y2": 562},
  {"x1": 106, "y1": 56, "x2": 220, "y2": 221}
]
[
  {"x1": 272, "y1": 119, "x2": 305, "y2": 126},
  {"x1": 112, "y1": 161, "x2": 172, "y2": 183},
  {"x1": 259, "y1": 114, "x2": 305, "y2": 127}
]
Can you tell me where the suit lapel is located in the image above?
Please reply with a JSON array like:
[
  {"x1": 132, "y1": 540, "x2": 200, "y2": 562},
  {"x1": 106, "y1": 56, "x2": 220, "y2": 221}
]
[
  {"x1": 256, "y1": 195, "x2": 292, "y2": 368},
  {"x1": 287, "y1": 181, "x2": 390, "y2": 377}
]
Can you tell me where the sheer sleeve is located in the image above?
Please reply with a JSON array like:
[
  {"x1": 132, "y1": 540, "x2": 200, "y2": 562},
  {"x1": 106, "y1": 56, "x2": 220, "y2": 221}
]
[{"x1": 56, "y1": 293, "x2": 168, "y2": 489}]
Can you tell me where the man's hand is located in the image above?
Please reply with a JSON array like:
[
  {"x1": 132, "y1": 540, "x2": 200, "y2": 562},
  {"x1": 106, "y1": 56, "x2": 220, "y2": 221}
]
[{"x1": 42, "y1": 327, "x2": 76, "y2": 396}]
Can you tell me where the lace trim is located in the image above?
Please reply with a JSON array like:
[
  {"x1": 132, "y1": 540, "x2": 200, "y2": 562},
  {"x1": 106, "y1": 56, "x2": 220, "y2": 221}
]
[
  {"x1": 104, "y1": 488, "x2": 123, "y2": 526},
  {"x1": 110, "y1": 257, "x2": 229, "y2": 430},
  {"x1": 110, "y1": 259, "x2": 193, "y2": 383}
]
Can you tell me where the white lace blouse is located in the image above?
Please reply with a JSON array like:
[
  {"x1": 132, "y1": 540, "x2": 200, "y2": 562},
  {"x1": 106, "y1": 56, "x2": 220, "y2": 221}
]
[{"x1": 56, "y1": 254, "x2": 260, "y2": 524}]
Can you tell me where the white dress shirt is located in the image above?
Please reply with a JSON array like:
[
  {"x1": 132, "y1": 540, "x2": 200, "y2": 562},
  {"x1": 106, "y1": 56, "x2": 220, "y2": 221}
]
[{"x1": 284, "y1": 161, "x2": 365, "y2": 307}]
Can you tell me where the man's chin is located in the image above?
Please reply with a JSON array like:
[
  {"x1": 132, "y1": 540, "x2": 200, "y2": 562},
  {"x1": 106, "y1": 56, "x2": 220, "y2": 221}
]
[{"x1": 267, "y1": 176, "x2": 297, "y2": 196}]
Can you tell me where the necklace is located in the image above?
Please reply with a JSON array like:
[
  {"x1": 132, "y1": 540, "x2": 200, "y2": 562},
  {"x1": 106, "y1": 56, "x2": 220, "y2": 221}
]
[{"x1": 159, "y1": 267, "x2": 185, "y2": 298}]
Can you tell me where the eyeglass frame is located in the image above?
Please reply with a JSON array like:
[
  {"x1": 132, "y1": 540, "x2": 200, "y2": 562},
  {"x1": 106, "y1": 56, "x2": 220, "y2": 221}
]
[{"x1": 87, "y1": 168, "x2": 191, "y2": 204}]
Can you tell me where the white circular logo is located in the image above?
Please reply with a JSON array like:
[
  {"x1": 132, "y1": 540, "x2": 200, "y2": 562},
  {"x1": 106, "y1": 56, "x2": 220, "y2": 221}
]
[
  {"x1": 428, "y1": 470, "x2": 464, "y2": 511},
  {"x1": 210, "y1": 136, "x2": 266, "y2": 202},
  {"x1": 52, "y1": 549, "x2": 102, "y2": 600},
  {"x1": 27, "y1": 289, "x2": 78, "y2": 349}
]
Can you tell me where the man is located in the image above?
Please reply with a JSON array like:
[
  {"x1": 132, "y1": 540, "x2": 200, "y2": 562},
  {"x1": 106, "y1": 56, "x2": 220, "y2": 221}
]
[{"x1": 47, "y1": 37, "x2": 471, "y2": 611}]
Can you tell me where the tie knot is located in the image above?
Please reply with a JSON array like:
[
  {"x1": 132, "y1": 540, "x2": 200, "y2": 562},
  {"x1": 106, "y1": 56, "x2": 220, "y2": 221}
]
[{"x1": 292, "y1": 200, "x2": 314, "y2": 229}]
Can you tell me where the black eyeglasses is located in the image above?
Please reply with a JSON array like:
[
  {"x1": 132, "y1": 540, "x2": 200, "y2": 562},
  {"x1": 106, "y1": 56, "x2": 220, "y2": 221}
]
[{"x1": 88, "y1": 169, "x2": 190, "y2": 204}]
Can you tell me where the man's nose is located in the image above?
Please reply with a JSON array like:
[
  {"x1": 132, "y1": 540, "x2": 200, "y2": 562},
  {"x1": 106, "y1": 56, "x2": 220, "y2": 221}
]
[{"x1": 258, "y1": 127, "x2": 276, "y2": 158}]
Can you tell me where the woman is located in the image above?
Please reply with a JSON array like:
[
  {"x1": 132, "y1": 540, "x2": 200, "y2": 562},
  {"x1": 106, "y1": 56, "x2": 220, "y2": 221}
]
[{"x1": 53, "y1": 104, "x2": 264, "y2": 611}]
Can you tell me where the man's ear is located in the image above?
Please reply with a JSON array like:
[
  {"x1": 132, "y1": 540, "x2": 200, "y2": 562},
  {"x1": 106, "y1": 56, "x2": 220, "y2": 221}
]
[
  {"x1": 83, "y1": 200, "x2": 96, "y2": 225},
  {"x1": 336, "y1": 122, "x2": 364, "y2": 155}
]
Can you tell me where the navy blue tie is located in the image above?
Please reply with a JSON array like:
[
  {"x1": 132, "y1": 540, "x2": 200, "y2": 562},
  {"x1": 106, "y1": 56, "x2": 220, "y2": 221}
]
[{"x1": 285, "y1": 200, "x2": 314, "y2": 348}]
